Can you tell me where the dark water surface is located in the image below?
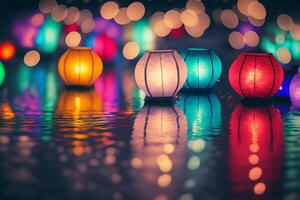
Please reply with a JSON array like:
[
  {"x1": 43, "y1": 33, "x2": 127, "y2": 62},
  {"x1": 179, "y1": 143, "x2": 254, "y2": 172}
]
[{"x1": 0, "y1": 63, "x2": 299, "y2": 200}]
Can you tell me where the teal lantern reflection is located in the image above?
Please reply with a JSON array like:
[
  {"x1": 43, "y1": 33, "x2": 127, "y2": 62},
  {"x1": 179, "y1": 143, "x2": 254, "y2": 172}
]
[
  {"x1": 181, "y1": 48, "x2": 222, "y2": 90},
  {"x1": 178, "y1": 93, "x2": 222, "y2": 139}
]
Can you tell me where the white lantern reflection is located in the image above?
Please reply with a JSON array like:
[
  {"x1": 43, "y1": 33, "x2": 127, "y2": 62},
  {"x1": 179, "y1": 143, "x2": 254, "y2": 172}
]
[{"x1": 131, "y1": 104, "x2": 187, "y2": 199}]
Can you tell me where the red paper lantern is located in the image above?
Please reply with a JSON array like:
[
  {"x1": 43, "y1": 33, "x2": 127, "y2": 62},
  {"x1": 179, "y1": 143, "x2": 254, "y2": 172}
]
[
  {"x1": 94, "y1": 34, "x2": 117, "y2": 61},
  {"x1": 228, "y1": 53, "x2": 284, "y2": 99}
]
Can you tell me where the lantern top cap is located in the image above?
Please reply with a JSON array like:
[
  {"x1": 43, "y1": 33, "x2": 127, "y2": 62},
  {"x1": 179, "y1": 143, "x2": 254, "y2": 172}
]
[
  {"x1": 147, "y1": 50, "x2": 176, "y2": 54},
  {"x1": 187, "y1": 48, "x2": 209, "y2": 51},
  {"x1": 69, "y1": 47, "x2": 92, "y2": 50},
  {"x1": 241, "y1": 52, "x2": 272, "y2": 57}
]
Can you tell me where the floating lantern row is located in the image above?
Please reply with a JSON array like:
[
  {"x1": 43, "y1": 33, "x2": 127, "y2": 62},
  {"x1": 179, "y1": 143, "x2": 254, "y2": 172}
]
[
  {"x1": 57, "y1": 46, "x2": 289, "y2": 104},
  {"x1": 228, "y1": 53, "x2": 284, "y2": 99},
  {"x1": 181, "y1": 48, "x2": 222, "y2": 90},
  {"x1": 58, "y1": 47, "x2": 103, "y2": 87}
]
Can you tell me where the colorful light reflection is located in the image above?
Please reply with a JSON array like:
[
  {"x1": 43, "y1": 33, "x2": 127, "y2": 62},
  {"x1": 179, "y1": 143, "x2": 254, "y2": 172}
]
[{"x1": 229, "y1": 104, "x2": 283, "y2": 199}]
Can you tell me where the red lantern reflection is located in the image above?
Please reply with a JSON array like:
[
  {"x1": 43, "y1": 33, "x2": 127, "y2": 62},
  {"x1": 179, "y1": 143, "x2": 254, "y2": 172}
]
[
  {"x1": 94, "y1": 34, "x2": 117, "y2": 61},
  {"x1": 229, "y1": 104, "x2": 283, "y2": 199},
  {"x1": 0, "y1": 41, "x2": 16, "y2": 61},
  {"x1": 229, "y1": 53, "x2": 283, "y2": 99}
]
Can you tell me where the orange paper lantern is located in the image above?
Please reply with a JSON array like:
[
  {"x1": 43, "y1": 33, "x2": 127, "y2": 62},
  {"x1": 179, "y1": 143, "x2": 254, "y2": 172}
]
[{"x1": 58, "y1": 47, "x2": 103, "y2": 86}]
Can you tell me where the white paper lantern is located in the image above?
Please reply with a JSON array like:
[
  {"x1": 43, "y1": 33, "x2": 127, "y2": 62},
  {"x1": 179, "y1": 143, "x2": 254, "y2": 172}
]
[{"x1": 135, "y1": 50, "x2": 187, "y2": 99}]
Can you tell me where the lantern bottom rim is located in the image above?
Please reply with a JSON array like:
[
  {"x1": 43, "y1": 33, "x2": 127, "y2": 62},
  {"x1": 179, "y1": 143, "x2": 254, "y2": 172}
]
[
  {"x1": 144, "y1": 96, "x2": 175, "y2": 105},
  {"x1": 241, "y1": 98, "x2": 273, "y2": 106}
]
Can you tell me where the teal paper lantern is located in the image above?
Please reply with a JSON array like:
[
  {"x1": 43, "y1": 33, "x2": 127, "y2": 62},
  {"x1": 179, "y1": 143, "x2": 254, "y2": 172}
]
[
  {"x1": 178, "y1": 93, "x2": 222, "y2": 139},
  {"x1": 0, "y1": 62, "x2": 5, "y2": 86},
  {"x1": 181, "y1": 48, "x2": 222, "y2": 90}
]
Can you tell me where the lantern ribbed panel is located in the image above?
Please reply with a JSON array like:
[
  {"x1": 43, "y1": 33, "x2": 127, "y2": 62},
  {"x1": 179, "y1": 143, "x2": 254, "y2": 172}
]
[
  {"x1": 135, "y1": 50, "x2": 187, "y2": 98},
  {"x1": 181, "y1": 48, "x2": 222, "y2": 89},
  {"x1": 58, "y1": 47, "x2": 103, "y2": 86},
  {"x1": 228, "y1": 53, "x2": 283, "y2": 99}
]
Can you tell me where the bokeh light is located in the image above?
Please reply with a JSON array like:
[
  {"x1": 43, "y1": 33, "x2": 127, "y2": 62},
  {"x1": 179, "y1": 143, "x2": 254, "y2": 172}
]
[
  {"x1": 164, "y1": 10, "x2": 182, "y2": 29},
  {"x1": 247, "y1": 1, "x2": 266, "y2": 20},
  {"x1": 0, "y1": 41, "x2": 16, "y2": 61},
  {"x1": 277, "y1": 47, "x2": 291, "y2": 64},
  {"x1": 228, "y1": 31, "x2": 245, "y2": 49},
  {"x1": 114, "y1": 7, "x2": 130, "y2": 25},
  {"x1": 127, "y1": 2, "x2": 145, "y2": 21},
  {"x1": 51, "y1": 4, "x2": 68, "y2": 22},
  {"x1": 154, "y1": 20, "x2": 171, "y2": 37},
  {"x1": 31, "y1": 13, "x2": 45, "y2": 26},
  {"x1": 39, "y1": 0, "x2": 57, "y2": 14},
  {"x1": 65, "y1": 31, "x2": 81, "y2": 47},
  {"x1": 277, "y1": 14, "x2": 294, "y2": 31},
  {"x1": 23, "y1": 50, "x2": 41, "y2": 67},
  {"x1": 123, "y1": 41, "x2": 140, "y2": 60},
  {"x1": 64, "y1": 7, "x2": 80, "y2": 25},
  {"x1": 100, "y1": 1, "x2": 119, "y2": 20},
  {"x1": 0, "y1": 62, "x2": 5, "y2": 86},
  {"x1": 221, "y1": 9, "x2": 239, "y2": 29},
  {"x1": 94, "y1": 34, "x2": 117, "y2": 61},
  {"x1": 244, "y1": 31, "x2": 259, "y2": 47},
  {"x1": 181, "y1": 9, "x2": 198, "y2": 27},
  {"x1": 186, "y1": 0, "x2": 205, "y2": 14}
]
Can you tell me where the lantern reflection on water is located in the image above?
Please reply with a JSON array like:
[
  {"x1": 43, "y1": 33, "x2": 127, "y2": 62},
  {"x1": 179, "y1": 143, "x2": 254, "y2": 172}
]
[
  {"x1": 181, "y1": 48, "x2": 222, "y2": 90},
  {"x1": 135, "y1": 50, "x2": 187, "y2": 99},
  {"x1": 229, "y1": 53, "x2": 284, "y2": 99},
  {"x1": 229, "y1": 104, "x2": 283, "y2": 199},
  {"x1": 178, "y1": 93, "x2": 221, "y2": 138},
  {"x1": 58, "y1": 47, "x2": 103, "y2": 87},
  {"x1": 131, "y1": 104, "x2": 187, "y2": 199}
]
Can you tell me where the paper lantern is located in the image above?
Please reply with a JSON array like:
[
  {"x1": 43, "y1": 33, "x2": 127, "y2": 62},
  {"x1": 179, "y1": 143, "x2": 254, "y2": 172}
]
[
  {"x1": 133, "y1": 104, "x2": 187, "y2": 143},
  {"x1": 0, "y1": 62, "x2": 5, "y2": 86},
  {"x1": 58, "y1": 47, "x2": 103, "y2": 86},
  {"x1": 178, "y1": 93, "x2": 221, "y2": 139},
  {"x1": 290, "y1": 67, "x2": 300, "y2": 107},
  {"x1": 229, "y1": 104, "x2": 283, "y2": 198},
  {"x1": 94, "y1": 33, "x2": 117, "y2": 61},
  {"x1": 229, "y1": 53, "x2": 284, "y2": 99},
  {"x1": 181, "y1": 48, "x2": 222, "y2": 90},
  {"x1": 135, "y1": 50, "x2": 187, "y2": 99},
  {"x1": 0, "y1": 41, "x2": 16, "y2": 61}
]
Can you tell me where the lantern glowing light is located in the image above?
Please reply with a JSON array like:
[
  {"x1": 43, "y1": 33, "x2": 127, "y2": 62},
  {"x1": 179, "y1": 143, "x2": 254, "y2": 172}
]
[
  {"x1": 229, "y1": 53, "x2": 284, "y2": 99},
  {"x1": 0, "y1": 41, "x2": 16, "y2": 61},
  {"x1": 181, "y1": 48, "x2": 222, "y2": 90},
  {"x1": 290, "y1": 67, "x2": 300, "y2": 107},
  {"x1": 0, "y1": 62, "x2": 5, "y2": 86},
  {"x1": 135, "y1": 50, "x2": 187, "y2": 99},
  {"x1": 58, "y1": 47, "x2": 103, "y2": 87}
]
